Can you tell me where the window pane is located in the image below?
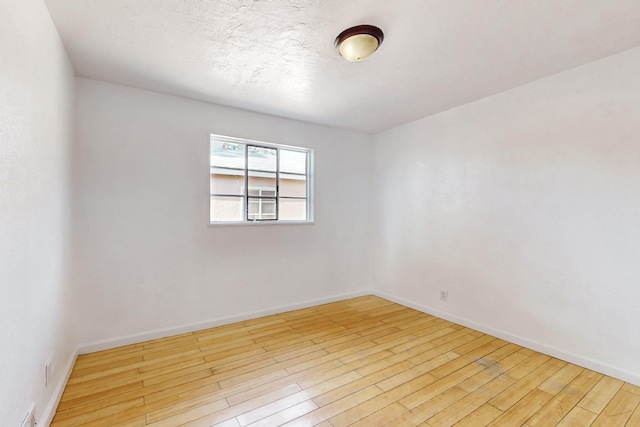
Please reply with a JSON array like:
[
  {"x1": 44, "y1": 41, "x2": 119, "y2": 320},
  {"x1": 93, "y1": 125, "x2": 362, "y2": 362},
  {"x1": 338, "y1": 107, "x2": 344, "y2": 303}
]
[
  {"x1": 248, "y1": 145, "x2": 276, "y2": 172},
  {"x1": 210, "y1": 135, "x2": 312, "y2": 224},
  {"x1": 280, "y1": 150, "x2": 306, "y2": 174},
  {"x1": 248, "y1": 198, "x2": 276, "y2": 220},
  {"x1": 279, "y1": 175, "x2": 306, "y2": 197},
  {"x1": 211, "y1": 169, "x2": 244, "y2": 195},
  {"x1": 248, "y1": 170, "x2": 276, "y2": 194},
  {"x1": 210, "y1": 196, "x2": 243, "y2": 222},
  {"x1": 211, "y1": 140, "x2": 245, "y2": 169},
  {"x1": 279, "y1": 198, "x2": 307, "y2": 221}
]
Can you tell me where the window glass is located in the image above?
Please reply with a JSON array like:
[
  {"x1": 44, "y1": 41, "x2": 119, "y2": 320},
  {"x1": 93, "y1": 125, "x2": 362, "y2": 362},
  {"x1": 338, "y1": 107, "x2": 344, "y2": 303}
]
[
  {"x1": 210, "y1": 169, "x2": 244, "y2": 196},
  {"x1": 210, "y1": 196, "x2": 244, "y2": 222},
  {"x1": 279, "y1": 175, "x2": 306, "y2": 198},
  {"x1": 279, "y1": 199, "x2": 307, "y2": 221},
  {"x1": 211, "y1": 141, "x2": 245, "y2": 169},
  {"x1": 280, "y1": 149, "x2": 306, "y2": 174},
  {"x1": 248, "y1": 146, "x2": 277, "y2": 172},
  {"x1": 210, "y1": 135, "x2": 312, "y2": 223}
]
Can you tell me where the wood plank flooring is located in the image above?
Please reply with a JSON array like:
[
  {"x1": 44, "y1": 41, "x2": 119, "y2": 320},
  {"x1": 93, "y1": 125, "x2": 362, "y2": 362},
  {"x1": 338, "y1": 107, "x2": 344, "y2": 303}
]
[{"x1": 52, "y1": 296, "x2": 640, "y2": 426}]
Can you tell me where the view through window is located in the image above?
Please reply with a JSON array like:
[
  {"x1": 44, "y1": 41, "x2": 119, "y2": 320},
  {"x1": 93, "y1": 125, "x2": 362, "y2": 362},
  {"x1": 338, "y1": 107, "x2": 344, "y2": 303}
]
[{"x1": 210, "y1": 135, "x2": 313, "y2": 223}]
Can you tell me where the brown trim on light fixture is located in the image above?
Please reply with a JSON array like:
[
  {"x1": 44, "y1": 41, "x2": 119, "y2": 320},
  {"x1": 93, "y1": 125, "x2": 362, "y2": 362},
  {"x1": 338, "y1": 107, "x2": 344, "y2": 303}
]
[
  {"x1": 335, "y1": 24, "x2": 384, "y2": 62},
  {"x1": 335, "y1": 25, "x2": 385, "y2": 50}
]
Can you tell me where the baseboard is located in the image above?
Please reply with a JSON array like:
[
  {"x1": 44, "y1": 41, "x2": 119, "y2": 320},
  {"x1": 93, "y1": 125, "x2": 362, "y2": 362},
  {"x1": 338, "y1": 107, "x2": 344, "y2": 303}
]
[
  {"x1": 373, "y1": 290, "x2": 640, "y2": 387},
  {"x1": 40, "y1": 349, "x2": 77, "y2": 427},
  {"x1": 77, "y1": 290, "x2": 370, "y2": 354}
]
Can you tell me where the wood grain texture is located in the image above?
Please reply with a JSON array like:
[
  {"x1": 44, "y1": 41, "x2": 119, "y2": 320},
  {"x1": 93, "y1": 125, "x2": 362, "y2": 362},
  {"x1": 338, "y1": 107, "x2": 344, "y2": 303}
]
[{"x1": 52, "y1": 296, "x2": 640, "y2": 426}]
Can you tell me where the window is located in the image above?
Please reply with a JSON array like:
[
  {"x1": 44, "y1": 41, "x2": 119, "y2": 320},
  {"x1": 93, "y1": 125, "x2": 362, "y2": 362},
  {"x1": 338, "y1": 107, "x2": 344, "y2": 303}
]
[{"x1": 210, "y1": 135, "x2": 313, "y2": 224}]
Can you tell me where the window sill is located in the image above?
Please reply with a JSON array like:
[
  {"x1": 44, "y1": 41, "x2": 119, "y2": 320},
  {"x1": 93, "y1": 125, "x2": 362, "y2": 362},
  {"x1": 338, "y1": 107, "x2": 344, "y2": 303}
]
[{"x1": 208, "y1": 220, "x2": 315, "y2": 227}]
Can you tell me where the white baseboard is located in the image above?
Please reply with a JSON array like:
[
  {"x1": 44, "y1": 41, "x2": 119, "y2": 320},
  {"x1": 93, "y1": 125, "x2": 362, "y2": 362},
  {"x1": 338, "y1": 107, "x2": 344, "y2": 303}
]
[
  {"x1": 373, "y1": 290, "x2": 640, "y2": 387},
  {"x1": 40, "y1": 350, "x2": 77, "y2": 427},
  {"x1": 77, "y1": 290, "x2": 370, "y2": 354}
]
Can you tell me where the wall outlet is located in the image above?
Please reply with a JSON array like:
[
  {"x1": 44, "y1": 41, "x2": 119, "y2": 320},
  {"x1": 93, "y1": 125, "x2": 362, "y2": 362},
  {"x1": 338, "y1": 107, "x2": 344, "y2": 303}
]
[
  {"x1": 20, "y1": 405, "x2": 35, "y2": 427},
  {"x1": 440, "y1": 290, "x2": 448, "y2": 301}
]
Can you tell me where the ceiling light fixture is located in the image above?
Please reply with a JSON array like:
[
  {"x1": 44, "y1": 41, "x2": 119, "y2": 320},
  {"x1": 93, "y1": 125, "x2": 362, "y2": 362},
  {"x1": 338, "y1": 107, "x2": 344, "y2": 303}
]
[{"x1": 335, "y1": 24, "x2": 384, "y2": 62}]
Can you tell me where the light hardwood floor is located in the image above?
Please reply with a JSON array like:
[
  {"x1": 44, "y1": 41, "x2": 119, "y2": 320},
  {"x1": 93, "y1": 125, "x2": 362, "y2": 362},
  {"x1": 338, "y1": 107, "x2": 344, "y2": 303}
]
[{"x1": 52, "y1": 296, "x2": 640, "y2": 426}]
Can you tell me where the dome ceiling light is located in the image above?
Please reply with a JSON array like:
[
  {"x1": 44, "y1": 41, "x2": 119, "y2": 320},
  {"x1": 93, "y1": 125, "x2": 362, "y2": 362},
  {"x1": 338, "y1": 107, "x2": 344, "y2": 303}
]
[{"x1": 335, "y1": 25, "x2": 384, "y2": 62}]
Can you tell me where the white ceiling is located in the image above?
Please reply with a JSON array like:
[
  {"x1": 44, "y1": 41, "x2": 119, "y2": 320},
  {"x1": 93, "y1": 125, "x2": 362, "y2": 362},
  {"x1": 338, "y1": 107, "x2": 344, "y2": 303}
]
[{"x1": 45, "y1": 0, "x2": 640, "y2": 133}]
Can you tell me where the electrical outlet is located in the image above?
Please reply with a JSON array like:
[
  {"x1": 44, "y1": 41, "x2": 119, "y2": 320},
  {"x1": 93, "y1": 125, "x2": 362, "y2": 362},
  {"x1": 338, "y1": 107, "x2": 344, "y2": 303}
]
[
  {"x1": 20, "y1": 405, "x2": 35, "y2": 427},
  {"x1": 440, "y1": 290, "x2": 448, "y2": 301}
]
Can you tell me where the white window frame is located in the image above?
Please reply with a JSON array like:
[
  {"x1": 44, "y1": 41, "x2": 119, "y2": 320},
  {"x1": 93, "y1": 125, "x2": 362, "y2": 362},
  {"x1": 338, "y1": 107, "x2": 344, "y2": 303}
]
[{"x1": 209, "y1": 134, "x2": 314, "y2": 225}]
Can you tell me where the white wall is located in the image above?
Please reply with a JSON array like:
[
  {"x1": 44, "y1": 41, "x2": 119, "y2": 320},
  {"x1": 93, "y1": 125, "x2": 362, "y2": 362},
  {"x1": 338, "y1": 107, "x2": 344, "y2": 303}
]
[
  {"x1": 372, "y1": 47, "x2": 640, "y2": 385},
  {"x1": 0, "y1": 0, "x2": 76, "y2": 425},
  {"x1": 4, "y1": 8, "x2": 638, "y2": 426},
  {"x1": 73, "y1": 78, "x2": 372, "y2": 349}
]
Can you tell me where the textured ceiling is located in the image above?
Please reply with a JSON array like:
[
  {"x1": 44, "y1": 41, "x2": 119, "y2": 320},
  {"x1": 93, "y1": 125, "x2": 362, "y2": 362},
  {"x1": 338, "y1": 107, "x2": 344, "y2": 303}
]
[{"x1": 45, "y1": 0, "x2": 640, "y2": 133}]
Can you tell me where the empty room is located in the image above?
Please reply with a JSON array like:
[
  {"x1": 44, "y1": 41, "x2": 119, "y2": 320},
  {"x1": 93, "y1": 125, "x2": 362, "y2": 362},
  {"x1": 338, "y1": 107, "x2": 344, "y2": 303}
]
[{"x1": 2, "y1": 0, "x2": 640, "y2": 426}]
